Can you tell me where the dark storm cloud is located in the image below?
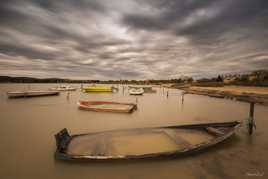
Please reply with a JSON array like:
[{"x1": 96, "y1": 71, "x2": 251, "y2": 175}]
[
  {"x1": 123, "y1": 0, "x2": 268, "y2": 42},
  {"x1": 0, "y1": 0, "x2": 267, "y2": 79}
]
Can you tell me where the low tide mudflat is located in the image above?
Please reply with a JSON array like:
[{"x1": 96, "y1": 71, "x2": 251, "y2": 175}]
[{"x1": 0, "y1": 83, "x2": 268, "y2": 179}]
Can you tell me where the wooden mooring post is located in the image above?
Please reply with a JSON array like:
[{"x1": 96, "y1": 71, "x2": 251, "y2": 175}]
[
  {"x1": 181, "y1": 92, "x2": 185, "y2": 104},
  {"x1": 248, "y1": 102, "x2": 256, "y2": 135},
  {"x1": 67, "y1": 92, "x2": 70, "y2": 101}
]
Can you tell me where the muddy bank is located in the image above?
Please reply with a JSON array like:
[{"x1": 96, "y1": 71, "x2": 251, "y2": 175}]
[{"x1": 175, "y1": 86, "x2": 268, "y2": 105}]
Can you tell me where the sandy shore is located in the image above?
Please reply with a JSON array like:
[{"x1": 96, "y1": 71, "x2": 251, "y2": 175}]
[
  {"x1": 176, "y1": 85, "x2": 268, "y2": 105},
  {"x1": 190, "y1": 86, "x2": 268, "y2": 95}
]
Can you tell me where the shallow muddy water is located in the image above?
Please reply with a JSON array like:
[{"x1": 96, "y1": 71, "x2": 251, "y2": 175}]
[{"x1": 0, "y1": 83, "x2": 267, "y2": 179}]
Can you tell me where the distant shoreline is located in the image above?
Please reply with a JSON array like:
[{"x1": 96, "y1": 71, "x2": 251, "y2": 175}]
[{"x1": 0, "y1": 76, "x2": 187, "y2": 85}]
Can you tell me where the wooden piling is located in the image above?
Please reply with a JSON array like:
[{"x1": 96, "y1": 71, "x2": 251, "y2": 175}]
[
  {"x1": 248, "y1": 102, "x2": 255, "y2": 135},
  {"x1": 67, "y1": 92, "x2": 70, "y2": 100}
]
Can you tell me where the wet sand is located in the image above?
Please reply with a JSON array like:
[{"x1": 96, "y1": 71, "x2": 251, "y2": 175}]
[
  {"x1": 190, "y1": 86, "x2": 268, "y2": 95},
  {"x1": 0, "y1": 83, "x2": 267, "y2": 179},
  {"x1": 178, "y1": 86, "x2": 268, "y2": 105}
]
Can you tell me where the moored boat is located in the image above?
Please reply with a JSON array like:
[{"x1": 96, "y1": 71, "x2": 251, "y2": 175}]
[
  {"x1": 129, "y1": 85, "x2": 156, "y2": 93},
  {"x1": 83, "y1": 86, "x2": 116, "y2": 93},
  {"x1": 77, "y1": 100, "x2": 137, "y2": 113},
  {"x1": 7, "y1": 90, "x2": 60, "y2": 98},
  {"x1": 129, "y1": 88, "x2": 144, "y2": 95},
  {"x1": 54, "y1": 121, "x2": 240, "y2": 161},
  {"x1": 50, "y1": 85, "x2": 76, "y2": 91}
]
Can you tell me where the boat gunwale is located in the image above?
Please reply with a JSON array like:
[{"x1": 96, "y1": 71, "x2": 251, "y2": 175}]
[{"x1": 7, "y1": 91, "x2": 60, "y2": 98}]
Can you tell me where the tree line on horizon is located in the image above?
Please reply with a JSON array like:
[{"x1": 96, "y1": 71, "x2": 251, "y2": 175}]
[{"x1": 0, "y1": 70, "x2": 267, "y2": 86}]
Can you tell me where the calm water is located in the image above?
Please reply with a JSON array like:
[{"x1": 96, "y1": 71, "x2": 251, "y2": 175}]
[{"x1": 0, "y1": 83, "x2": 267, "y2": 179}]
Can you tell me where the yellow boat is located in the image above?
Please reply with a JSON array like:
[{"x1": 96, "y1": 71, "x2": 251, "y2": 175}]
[{"x1": 83, "y1": 86, "x2": 114, "y2": 93}]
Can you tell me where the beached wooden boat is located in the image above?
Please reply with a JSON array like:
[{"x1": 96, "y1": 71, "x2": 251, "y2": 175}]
[
  {"x1": 77, "y1": 101, "x2": 137, "y2": 113},
  {"x1": 54, "y1": 121, "x2": 240, "y2": 161},
  {"x1": 7, "y1": 90, "x2": 60, "y2": 98},
  {"x1": 83, "y1": 86, "x2": 115, "y2": 93},
  {"x1": 50, "y1": 85, "x2": 76, "y2": 91},
  {"x1": 129, "y1": 88, "x2": 144, "y2": 95}
]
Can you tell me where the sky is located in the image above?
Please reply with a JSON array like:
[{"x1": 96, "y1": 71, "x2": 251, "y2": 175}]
[{"x1": 0, "y1": 0, "x2": 268, "y2": 80}]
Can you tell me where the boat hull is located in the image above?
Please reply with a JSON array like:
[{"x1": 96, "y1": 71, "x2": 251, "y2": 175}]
[
  {"x1": 77, "y1": 101, "x2": 137, "y2": 113},
  {"x1": 50, "y1": 88, "x2": 76, "y2": 91},
  {"x1": 55, "y1": 121, "x2": 240, "y2": 161},
  {"x1": 83, "y1": 89, "x2": 113, "y2": 92},
  {"x1": 7, "y1": 91, "x2": 60, "y2": 98},
  {"x1": 129, "y1": 86, "x2": 156, "y2": 93},
  {"x1": 129, "y1": 88, "x2": 144, "y2": 95},
  {"x1": 83, "y1": 86, "x2": 113, "y2": 93}
]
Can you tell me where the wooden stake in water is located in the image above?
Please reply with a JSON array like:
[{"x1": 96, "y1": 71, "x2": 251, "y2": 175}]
[
  {"x1": 181, "y1": 92, "x2": 184, "y2": 104},
  {"x1": 166, "y1": 91, "x2": 169, "y2": 98},
  {"x1": 248, "y1": 102, "x2": 256, "y2": 135},
  {"x1": 67, "y1": 92, "x2": 70, "y2": 100}
]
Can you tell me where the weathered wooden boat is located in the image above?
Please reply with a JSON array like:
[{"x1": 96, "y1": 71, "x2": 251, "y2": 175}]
[
  {"x1": 54, "y1": 121, "x2": 240, "y2": 161},
  {"x1": 77, "y1": 100, "x2": 137, "y2": 113},
  {"x1": 83, "y1": 86, "x2": 116, "y2": 93},
  {"x1": 129, "y1": 88, "x2": 144, "y2": 95},
  {"x1": 7, "y1": 90, "x2": 60, "y2": 98},
  {"x1": 50, "y1": 85, "x2": 76, "y2": 91}
]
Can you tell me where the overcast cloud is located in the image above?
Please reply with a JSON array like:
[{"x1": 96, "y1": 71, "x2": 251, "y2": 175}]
[{"x1": 0, "y1": 0, "x2": 268, "y2": 79}]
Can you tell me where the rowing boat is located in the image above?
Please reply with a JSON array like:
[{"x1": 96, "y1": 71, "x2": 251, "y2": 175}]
[
  {"x1": 129, "y1": 88, "x2": 144, "y2": 95},
  {"x1": 54, "y1": 121, "x2": 240, "y2": 161},
  {"x1": 77, "y1": 101, "x2": 137, "y2": 113},
  {"x1": 7, "y1": 90, "x2": 60, "y2": 98}
]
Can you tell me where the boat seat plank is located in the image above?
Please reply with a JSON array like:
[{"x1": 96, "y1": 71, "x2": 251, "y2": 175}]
[{"x1": 205, "y1": 127, "x2": 225, "y2": 136}]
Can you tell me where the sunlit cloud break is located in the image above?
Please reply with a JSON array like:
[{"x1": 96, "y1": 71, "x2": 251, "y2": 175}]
[{"x1": 0, "y1": 0, "x2": 268, "y2": 80}]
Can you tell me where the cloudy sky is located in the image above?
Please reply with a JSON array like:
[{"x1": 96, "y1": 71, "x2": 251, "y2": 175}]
[{"x1": 0, "y1": 0, "x2": 268, "y2": 79}]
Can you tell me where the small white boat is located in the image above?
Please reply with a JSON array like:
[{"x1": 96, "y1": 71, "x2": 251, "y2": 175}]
[
  {"x1": 7, "y1": 90, "x2": 60, "y2": 98},
  {"x1": 129, "y1": 88, "x2": 144, "y2": 95},
  {"x1": 129, "y1": 85, "x2": 156, "y2": 93},
  {"x1": 50, "y1": 85, "x2": 76, "y2": 91}
]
